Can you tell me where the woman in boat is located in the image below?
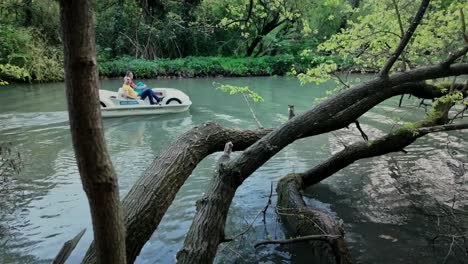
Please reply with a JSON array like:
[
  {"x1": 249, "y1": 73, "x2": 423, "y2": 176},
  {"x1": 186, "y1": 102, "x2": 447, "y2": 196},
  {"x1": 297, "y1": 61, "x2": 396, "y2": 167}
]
[
  {"x1": 124, "y1": 71, "x2": 161, "y2": 104},
  {"x1": 122, "y1": 77, "x2": 160, "y2": 105}
]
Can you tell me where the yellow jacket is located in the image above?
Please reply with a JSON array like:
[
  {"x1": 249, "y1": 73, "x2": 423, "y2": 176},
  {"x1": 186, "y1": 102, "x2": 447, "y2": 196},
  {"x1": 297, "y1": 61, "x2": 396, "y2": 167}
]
[{"x1": 122, "y1": 84, "x2": 138, "y2": 98}]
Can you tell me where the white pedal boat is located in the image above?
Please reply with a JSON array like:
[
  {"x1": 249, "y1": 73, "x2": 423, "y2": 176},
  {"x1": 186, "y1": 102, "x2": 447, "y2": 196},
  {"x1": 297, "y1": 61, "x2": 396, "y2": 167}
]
[{"x1": 99, "y1": 88, "x2": 192, "y2": 117}]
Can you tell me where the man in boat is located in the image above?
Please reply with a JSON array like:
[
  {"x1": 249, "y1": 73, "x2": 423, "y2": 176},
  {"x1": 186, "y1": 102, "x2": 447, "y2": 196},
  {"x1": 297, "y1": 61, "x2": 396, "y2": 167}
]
[{"x1": 122, "y1": 77, "x2": 160, "y2": 105}]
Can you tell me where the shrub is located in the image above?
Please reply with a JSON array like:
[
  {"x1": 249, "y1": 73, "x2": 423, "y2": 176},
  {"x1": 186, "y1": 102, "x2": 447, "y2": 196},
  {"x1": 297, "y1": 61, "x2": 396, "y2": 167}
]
[
  {"x1": 0, "y1": 25, "x2": 63, "y2": 83},
  {"x1": 98, "y1": 55, "x2": 342, "y2": 79}
]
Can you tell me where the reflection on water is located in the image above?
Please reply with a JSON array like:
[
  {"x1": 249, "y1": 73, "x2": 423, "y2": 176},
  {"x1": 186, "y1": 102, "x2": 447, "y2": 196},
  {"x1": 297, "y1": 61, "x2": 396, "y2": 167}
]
[{"x1": 0, "y1": 76, "x2": 467, "y2": 263}]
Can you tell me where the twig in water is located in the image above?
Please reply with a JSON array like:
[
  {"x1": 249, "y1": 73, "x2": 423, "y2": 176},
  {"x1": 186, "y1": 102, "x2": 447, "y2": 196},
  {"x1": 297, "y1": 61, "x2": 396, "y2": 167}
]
[
  {"x1": 443, "y1": 236, "x2": 455, "y2": 263},
  {"x1": 223, "y1": 182, "x2": 275, "y2": 242},
  {"x1": 262, "y1": 182, "x2": 273, "y2": 224},
  {"x1": 254, "y1": 234, "x2": 341, "y2": 248}
]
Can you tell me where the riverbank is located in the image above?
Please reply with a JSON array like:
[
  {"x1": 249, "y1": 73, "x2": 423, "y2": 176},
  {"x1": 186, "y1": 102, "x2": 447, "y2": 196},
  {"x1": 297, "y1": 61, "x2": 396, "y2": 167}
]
[
  {"x1": 1, "y1": 55, "x2": 351, "y2": 84},
  {"x1": 99, "y1": 55, "x2": 349, "y2": 79}
]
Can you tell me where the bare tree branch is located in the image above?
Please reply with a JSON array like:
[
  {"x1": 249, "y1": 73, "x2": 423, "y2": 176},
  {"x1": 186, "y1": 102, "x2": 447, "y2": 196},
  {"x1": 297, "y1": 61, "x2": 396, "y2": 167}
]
[
  {"x1": 354, "y1": 120, "x2": 369, "y2": 141},
  {"x1": 254, "y1": 234, "x2": 342, "y2": 248},
  {"x1": 53, "y1": 229, "x2": 86, "y2": 264},
  {"x1": 380, "y1": 0, "x2": 430, "y2": 77},
  {"x1": 441, "y1": 46, "x2": 468, "y2": 67}
]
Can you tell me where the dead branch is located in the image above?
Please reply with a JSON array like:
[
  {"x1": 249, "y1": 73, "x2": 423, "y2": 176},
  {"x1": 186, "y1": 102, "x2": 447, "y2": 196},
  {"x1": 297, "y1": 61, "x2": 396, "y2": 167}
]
[
  {"x1": 399, "y1": 94, "x2": 405, "y2": 107},
  {"x1": 442, "y1": 46, "x2": 468, "y2": 68},
  {"x1": 222, "y1": 182, "x2": 274, "y2": 243},
  {"x1": 262, "y1": 182, "x2": 273, "y2": 223},
  {"x1": 254, "y1": 234, "x2": 341, "y2": 248},
  {"x1": 53, "y1": 229, "x2": 86, "y2": 264},
  {"x1": 354, "y1": 120, "x2": 369, "y2": 141},
  {"x1": 450, "y1": 105, "x2": 467, "y2": 123}
]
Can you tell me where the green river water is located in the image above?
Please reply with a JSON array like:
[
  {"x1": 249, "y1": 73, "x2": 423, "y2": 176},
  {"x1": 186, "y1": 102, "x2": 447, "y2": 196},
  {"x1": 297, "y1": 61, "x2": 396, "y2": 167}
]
[{"x1": 0, "y1": 76, "x2": 467, "y2": 263}]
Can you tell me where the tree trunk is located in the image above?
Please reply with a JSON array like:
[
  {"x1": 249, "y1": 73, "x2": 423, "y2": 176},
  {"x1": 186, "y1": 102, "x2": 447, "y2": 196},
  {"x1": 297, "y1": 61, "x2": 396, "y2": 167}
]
[
  {"x1": 246, "y1": 15, "x2": 284, "y2": 57},
  {"x1": 23, "y1": 0, "x2": 32, "y2": 27},
  {"x1": 276, "y1": 174, "x2": 352, "y2": 264},
  {"x1": 59, "y1": 1, "x2": 126, "y2": 263},
  {"x1": 82, "y1": 123, "x2": 273, "y2": 264},
  {"x1": 246, "y1": 36, "x2": 263, "y2": 57}
]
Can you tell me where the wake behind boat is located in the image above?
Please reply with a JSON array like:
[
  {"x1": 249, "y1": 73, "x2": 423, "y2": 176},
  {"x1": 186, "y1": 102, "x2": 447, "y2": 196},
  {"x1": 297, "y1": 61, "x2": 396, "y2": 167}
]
[{"x1": 99, "y1": 87, "x2": 192, "y2": 117}]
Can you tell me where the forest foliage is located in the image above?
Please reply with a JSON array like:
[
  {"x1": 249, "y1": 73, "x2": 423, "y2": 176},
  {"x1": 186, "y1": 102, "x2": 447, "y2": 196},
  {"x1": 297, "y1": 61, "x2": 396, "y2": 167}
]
[{"x1": 0, "y1": 0, "x2": 466, "y2": 83}]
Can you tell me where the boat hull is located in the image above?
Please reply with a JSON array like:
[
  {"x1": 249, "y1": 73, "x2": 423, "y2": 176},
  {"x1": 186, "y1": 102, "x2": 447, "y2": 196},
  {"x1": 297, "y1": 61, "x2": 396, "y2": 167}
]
[
  {"x1": 101, "y1": 104, "x2": 190, "y2": 117},
  {"x1": 99, "y1": 87, "x2": 192, "y2": 118}
]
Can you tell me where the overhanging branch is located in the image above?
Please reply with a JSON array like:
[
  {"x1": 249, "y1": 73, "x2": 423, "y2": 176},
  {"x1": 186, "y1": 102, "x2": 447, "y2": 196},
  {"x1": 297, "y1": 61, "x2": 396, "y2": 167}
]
[
  {"x1": 379, "y1": 0, "x2": 430, "y2": 77},
  {"x1": 177, "y1": 63, "x2": 468, "y2": 264}
]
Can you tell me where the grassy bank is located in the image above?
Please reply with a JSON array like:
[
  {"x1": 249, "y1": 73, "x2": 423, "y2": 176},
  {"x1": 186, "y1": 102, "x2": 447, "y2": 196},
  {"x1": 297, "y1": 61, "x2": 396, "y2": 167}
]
[
  {"x1": 99, "y1": 55, "x2": 347, "y2": 79},
  {"x1": 2, "y1": 55, "x2": 349, "y2": 84}
]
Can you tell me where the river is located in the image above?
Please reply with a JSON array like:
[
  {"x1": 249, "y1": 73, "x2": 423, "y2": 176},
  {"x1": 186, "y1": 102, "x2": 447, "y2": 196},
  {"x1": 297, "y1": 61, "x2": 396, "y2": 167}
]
[{"x1": 0, "y1": 76, "x2": 467, "y2": 263}]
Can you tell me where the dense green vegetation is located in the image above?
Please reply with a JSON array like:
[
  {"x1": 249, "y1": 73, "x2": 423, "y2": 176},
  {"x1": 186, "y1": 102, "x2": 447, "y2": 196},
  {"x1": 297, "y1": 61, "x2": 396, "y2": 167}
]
[
  {"x1": 99, "y1": 55, "x2": 347, "y2": 78},
  {"x1": 0, "y1": 0, "x2": 353, "y2": 83},
  {"x1": 0, "y1": 0, "x2": 465, "y2": 84}
]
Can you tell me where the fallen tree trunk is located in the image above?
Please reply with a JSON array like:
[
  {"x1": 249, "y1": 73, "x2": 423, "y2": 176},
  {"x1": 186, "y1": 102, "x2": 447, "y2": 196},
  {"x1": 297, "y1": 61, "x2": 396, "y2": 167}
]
[
  {"x1": 83, "y1": 123, "x2": 272, "y2": 263},
  {"x1": 275, "y1": 122, "x2": 468, "y2": 259},
  {"x1": 276, "y1": 174, "x2": 352, "y2": 264},
  {"x1": 275, "y1": 98, "x2": 467, "y2": 264},
  {"x1": 177, "y1": 63, "x2": 468, "y2": 263}
]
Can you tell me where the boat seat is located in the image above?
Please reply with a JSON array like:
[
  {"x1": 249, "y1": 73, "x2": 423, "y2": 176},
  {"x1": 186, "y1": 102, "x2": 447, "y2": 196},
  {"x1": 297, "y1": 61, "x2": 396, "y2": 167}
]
[{"x1": 117, "y1": 88, "x2": 125, "y2": 99}]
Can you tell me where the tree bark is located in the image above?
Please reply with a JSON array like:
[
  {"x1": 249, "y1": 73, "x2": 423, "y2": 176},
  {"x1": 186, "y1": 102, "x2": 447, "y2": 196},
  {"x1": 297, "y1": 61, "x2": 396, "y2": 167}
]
[
  {"x1": 23, "y1": 0, "x2": 32, "y2": 27},
  {"x1": 275, "y1": 101, "x2": 467, "y2": 263},
  {"x1": 59, "y1": 1, "x2": 126, "y2": 263},
  {"x1": 276, "y1": 174, "x2": 352, "y2": 264},
  {"x1": 277, "y1": 125, "x2": 468, "y2": 258},
  {"x1": 177, "y1": 64, "x2": 468, "y2": 264},
  {"x1": 246, "y1": 15, "x2": 284, "y2": 57},
  {"x1": 53, "y1": 229, "x2": 86, "y2": 264},
  {"x1": 379, "y1": 0, "x2": 430, "y2": 77},
  {"x1": 83, "y1": 123, "x2": 273, "y2": 264}
]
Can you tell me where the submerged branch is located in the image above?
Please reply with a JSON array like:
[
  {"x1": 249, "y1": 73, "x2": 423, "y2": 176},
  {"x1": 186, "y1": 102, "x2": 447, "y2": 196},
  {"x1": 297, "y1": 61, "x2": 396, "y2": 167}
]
[
  {"x1": 254, "y1": 234, "x2": 342, "y2": 248},
  {"x1": 53, "y1": 229, "x2": 86, "y2": 264}
]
